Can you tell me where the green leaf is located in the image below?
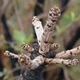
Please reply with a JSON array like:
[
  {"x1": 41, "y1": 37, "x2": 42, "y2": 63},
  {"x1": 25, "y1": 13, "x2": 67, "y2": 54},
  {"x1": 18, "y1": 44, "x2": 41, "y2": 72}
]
[{"x1": 13, "y1": 30, "x2": 26, "y2": 43}]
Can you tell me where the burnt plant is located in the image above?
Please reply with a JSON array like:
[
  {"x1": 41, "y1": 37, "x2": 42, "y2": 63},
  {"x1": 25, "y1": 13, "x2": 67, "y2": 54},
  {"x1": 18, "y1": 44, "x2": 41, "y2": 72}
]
[{"x1": 4, "y1": 6, "x2": 80, "y2": 80}]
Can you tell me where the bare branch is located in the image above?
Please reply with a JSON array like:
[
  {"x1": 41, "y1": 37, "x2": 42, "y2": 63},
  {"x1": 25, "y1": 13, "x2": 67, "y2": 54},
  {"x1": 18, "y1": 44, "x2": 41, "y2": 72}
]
[
  {"x1": 3, "y1": 6, "x2": 80, "y2": 71},
  {"x1": 63, "y1": 69, "x2": 70, "y2": 80},
  {"x1": 21, "y1": 43, "x2": 34, "y2": 52},
  {"x1": 4, "y1": 46, "x2": 80, "y2": 70},
  {"x1": 39, "y1": 6, "x2": 61, "y2": 54},
  {"x1": 4, "y1": 51, "x2": 44, "y2": 70},
  {"x1": 45, "y1": 58, "x2": 79, "y2": 66},
  {"x1": 0, "y1": 0, "x2": 11, "y2": 16},
  {"x1": 55, "y1": 46, "x2": 80, "y2": 58},
  {"x1": 32, "y1": 16, "x2": 44, "y2": 45},
  {"x1": 4, "y1": 51, "x2": 19, "y2": 58},
  {"x1": 13, "y1": 0, "x2": 24, "y2": 31}
]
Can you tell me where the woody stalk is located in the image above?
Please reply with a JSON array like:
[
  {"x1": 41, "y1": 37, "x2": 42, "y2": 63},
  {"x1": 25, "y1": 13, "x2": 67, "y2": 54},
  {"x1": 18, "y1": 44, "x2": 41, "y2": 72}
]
[{"x1": 4, "y1": 6, "x2": 80, "y2": 70}]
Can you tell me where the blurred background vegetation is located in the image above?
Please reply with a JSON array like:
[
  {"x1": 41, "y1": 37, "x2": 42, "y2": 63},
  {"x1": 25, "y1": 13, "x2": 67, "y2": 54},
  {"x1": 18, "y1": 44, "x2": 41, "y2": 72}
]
[{"x1": 0, "y1": 0, "x2": 80, "y2": 80}]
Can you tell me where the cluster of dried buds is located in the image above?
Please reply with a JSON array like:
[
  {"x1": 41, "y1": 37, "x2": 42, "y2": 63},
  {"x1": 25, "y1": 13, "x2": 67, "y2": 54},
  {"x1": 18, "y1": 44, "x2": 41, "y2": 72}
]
[{"x1": 4, "y1": 6, "x2": 80, "y2": 70}]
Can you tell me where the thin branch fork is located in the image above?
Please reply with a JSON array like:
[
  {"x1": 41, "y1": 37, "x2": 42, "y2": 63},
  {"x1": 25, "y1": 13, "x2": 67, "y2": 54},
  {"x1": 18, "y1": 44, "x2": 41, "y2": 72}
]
[
  {"x1": 5, "y1": 45, "x2": 80, "y2": 60},
  {"x1": 32, "y1": 6, "x2": 61, "y2": 55},
  {"x1": 4, "y1": 45, "x2": 80, "y2": 70},
  {"x1": 4, "y1": 51, "x2": 44, "y2": 70},
  {"x1": 4, "y1": 6, "x2": 80, "y2": 70}
]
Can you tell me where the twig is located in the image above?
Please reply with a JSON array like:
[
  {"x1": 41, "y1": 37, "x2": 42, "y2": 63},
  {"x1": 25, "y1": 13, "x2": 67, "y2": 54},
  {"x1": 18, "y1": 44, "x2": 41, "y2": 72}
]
[
  {"x1": 4, "y1": 51, "x2": 44, "y2": 69},
  {"x1": 45, "y1": 58, "x2": 79, "y2": 66},
  {"x1": 4, "y1": 51, "x2": 19, "y2": 58},
  {"x1": 32, "y1": 6, "x2": 61, "y2": 54},
  {"x1": 55, "y1": 46, "x2": 80, "y2": 59},
  {"x1": 38, "y1": 12, "x2": 48, "y2": 19},
  {"x1": 13, "y1": 0, "x2": 24, "y2": 31},
  {"x1": 39, "y1": 6, "x2": 61, "y2": 54},
  {"x1": 21, "y1": 43, "x2": 34, "y2": 52},
  {"x1": 0, "y1": 0, "x2": 11, "y2": 16},
  {"x1": 4, "y1": 45, "x2": 80, "y2": 69},
  {"x1": 32, "y1": 16, "x2": 44, "y2": 46},
  {"x1": 63, "y1": 68, "x2": 71, "y2": 80},
  {"x1": 0, "y1": 66, "x2": 22, "y2": 78},
  {"x1": 4, "y1": 6, "x2": 80, "y2": 71}
]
